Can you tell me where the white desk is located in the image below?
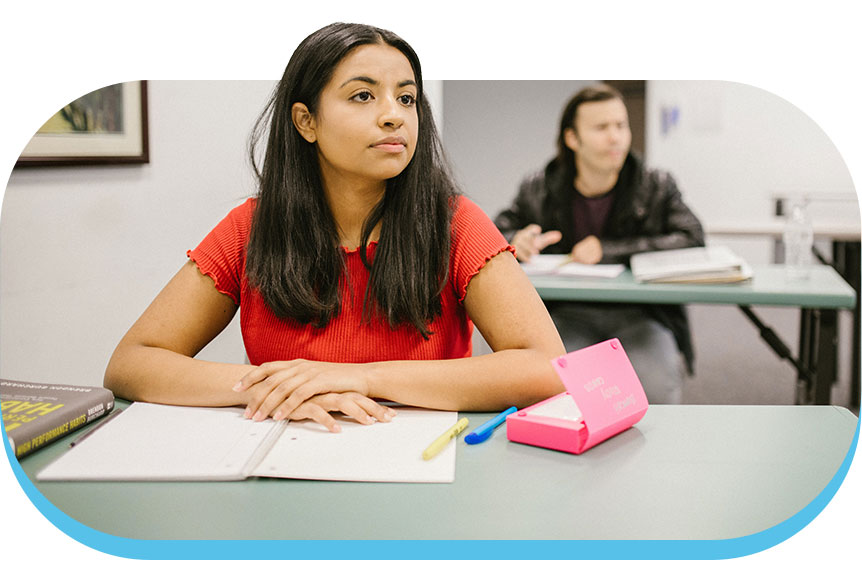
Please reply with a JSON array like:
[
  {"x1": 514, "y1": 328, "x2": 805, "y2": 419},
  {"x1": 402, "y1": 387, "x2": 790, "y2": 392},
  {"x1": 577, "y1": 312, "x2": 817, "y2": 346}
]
[
  {"x1": 11, "y1": 405, "x2": 858, "y2": 559},
  {"x1": 529, "y1": 265, "x2": 856, "y2": 405},
  {"x1": 709, "y1": 224, "x2": 861, "y2": 406}
]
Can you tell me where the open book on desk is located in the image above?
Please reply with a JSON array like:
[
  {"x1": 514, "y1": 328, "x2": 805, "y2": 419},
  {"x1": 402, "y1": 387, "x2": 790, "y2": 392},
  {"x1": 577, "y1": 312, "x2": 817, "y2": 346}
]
[
  {"x1": 520, "y1": 254, "x2": 625, "y2": 278},
  {"x1": 37, "y1": 402, "x2": 457, "y2": 483},
  {"x1": 630, "y1": 246, "x2": 753, "y2": 284}
]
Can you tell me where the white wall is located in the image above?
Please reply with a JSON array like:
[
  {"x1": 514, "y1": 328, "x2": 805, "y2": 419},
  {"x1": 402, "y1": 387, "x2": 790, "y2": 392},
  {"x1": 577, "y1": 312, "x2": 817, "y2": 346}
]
[
  {"x1": 646, "y1": 80, "x2": 859, "y2": 259},
  {"x1": 0, "y1": 79, "x2": 445, "y2": 388},
  {"x1": 1, "y1": 81, "x2": 275, "y2": 386}
]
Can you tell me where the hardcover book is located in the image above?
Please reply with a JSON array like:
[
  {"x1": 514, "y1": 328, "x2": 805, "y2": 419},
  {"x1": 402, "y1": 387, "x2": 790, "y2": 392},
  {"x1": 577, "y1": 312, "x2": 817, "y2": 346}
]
[{"x1": 1, "y1": 379, "x2": 114, "y2": 458}]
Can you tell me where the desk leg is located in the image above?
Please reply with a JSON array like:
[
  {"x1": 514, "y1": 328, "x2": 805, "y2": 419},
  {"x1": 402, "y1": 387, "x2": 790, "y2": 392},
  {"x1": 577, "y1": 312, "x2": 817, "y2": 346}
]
[
  {"x1": 797, "y1": 309, "x2": 814, "y2": 405},
  {"x1": 813, "y1": 308, "x2": 839, "y2": 405},
  {"x1": 798, "y1": 308, "x2": 838, "y2": 405},
  {"x1": 739, "y1": 305, "x2": 815, "y2": 404},
  {"x1": 814, "y1": 240, "x2": 859, "y2": 409},
  {"x1": 832, "y1": 240, "x2": 860, "y2": 409}
]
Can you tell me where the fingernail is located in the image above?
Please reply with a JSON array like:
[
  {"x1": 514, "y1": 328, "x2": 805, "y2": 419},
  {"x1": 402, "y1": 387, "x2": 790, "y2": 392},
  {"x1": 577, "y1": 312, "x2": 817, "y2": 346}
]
[
  {"x1": 332, "y1": 423, "x2": 342, "y2": 433},
  {"x1": 273, "y1": 411, "x2": 284, "y2": 421},
  {"x1": 232, "y1": 382, "x2": 243, "y2": 392},
  {"x1": 252, "y1": 411, "x2": 264, "y2": 422},
  {"x1": 366, "y1": 416, "x2": 375, "y2": 424},
  {"x1": 382, "y1": 412, "x2": 392, "y2": 422},
  {"x1": 244, "y1": 407, "x2": 252, "y2": 418}
]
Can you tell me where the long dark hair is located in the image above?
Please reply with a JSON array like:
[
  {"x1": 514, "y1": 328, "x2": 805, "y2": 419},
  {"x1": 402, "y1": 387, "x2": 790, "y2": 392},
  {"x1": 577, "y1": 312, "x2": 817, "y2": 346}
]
[
  {"x1": 553, "y1": 84, "x2": 625, "y2": 175},
  {"x1": 246, "y1": 22, "x2": 458, "y2": 339}
]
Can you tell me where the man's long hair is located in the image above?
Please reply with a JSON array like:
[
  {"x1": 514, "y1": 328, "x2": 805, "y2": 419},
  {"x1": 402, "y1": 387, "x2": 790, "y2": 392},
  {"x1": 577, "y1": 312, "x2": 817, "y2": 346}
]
[{"x1": 553, "y1": 84, "x2": 625, "y2": 174}]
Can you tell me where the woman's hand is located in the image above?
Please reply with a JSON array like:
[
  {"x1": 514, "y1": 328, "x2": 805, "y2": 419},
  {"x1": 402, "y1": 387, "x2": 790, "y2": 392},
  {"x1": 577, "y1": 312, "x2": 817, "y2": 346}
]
[
  {"x1": 234, "y1": 359, "x2": 375, "y2": 423},
  {"x1": 284, "y1": 391, "x2": 396, "y2": 433}
]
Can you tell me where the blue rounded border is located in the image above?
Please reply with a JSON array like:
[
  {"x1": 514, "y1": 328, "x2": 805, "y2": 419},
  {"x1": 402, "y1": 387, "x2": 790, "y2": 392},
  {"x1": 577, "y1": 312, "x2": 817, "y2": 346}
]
[{"x1": 5, "y1": 415, "x2": 858, "y2": 560}]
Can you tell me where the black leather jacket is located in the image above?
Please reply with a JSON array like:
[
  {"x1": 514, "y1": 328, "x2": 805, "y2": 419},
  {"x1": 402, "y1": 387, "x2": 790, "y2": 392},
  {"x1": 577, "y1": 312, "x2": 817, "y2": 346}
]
[{"x1": 495, "y1": 153, "x2": 705, "y2": 372}]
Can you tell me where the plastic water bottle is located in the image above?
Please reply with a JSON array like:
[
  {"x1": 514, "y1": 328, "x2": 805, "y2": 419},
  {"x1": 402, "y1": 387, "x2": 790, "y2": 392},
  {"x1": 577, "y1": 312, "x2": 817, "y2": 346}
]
[{"x1": 782, "y1": 200, "x2": 813, "y2": 280}]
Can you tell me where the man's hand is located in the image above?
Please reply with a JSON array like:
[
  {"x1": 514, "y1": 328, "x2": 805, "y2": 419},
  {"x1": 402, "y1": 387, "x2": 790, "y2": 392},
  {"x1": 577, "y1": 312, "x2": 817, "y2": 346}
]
[
  {"x1": 511, "y1": 224, "x2": 563, "y2": 262},
  {"x1": 569, "y1": 235, "x2": 603, "y2": 264}
]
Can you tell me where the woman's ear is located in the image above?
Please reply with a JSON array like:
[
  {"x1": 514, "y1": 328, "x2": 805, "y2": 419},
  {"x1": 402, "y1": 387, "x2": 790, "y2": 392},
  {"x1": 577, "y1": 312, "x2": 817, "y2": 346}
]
[
  {"x1": 291, "y1": 102, "x2": 316, "y2": 143},
  {"x1": 563, "y1": 127, "x2": 579, "y2": 152}
]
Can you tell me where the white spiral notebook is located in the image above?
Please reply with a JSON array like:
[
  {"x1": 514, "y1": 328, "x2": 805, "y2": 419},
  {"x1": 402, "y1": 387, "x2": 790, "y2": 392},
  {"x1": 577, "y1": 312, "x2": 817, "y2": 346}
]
[{"x1": 36, "y1": 402, "x2": 458, "y2": 483}]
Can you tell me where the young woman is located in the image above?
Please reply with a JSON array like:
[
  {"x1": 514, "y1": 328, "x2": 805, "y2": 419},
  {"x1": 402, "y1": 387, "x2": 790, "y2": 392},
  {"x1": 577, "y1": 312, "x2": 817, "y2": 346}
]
[{"x1": 104, "y1": 23, "x2": 565, "y2": 432}]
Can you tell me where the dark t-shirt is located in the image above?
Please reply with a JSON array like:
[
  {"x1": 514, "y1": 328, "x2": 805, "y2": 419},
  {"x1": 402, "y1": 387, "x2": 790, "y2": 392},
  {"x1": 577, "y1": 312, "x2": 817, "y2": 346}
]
[{"x1": 572, "y1": 188, "x2": 615, "y2": 244}]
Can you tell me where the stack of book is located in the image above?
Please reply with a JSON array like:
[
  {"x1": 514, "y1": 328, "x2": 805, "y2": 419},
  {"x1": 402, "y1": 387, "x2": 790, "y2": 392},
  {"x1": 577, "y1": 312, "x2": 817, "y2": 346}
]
[{"x1": 630, "y1": 246, "x2": 753, "y2": 284}]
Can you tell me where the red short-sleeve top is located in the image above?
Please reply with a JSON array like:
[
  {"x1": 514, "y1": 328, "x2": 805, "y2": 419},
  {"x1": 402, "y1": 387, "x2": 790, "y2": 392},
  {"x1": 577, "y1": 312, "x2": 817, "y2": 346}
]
[{"x1": 187, "y1": 196, "x2": 512, "y2": 365}]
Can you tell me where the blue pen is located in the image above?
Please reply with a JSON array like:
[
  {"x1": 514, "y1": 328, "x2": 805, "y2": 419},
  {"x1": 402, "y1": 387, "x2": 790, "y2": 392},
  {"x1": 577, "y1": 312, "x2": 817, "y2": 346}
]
[{"x1": 464, "y1": 406, "x2": 517, "y2": 444}]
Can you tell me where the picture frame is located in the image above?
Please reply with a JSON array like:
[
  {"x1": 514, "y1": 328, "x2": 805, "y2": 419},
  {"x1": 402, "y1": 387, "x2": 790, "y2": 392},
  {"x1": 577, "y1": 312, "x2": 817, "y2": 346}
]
[{"x1": 15, "y1": 80, "x2": 149, "y2": 167}]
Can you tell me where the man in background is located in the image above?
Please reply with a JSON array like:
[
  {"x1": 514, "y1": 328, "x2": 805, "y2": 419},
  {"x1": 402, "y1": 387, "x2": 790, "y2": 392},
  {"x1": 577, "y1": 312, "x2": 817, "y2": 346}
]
[{"x1": 495, "y1": 84, "x2": 704, "y2": 403}]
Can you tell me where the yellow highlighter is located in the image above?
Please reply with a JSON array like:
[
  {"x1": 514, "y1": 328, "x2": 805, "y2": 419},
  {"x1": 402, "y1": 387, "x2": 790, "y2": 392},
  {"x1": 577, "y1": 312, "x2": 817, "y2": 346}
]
[{"x1": 422, "y1": 417, "x2": 469, "y2": 461}]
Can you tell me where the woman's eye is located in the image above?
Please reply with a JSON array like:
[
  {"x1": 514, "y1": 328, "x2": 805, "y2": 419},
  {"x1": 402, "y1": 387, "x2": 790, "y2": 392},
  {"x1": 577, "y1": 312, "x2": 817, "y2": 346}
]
[
  {"x1": 352, "y1": 91, "x2": 372, "y2": 102},
  {"x1": 399, "y1": 94, "x2": 416, "y2": 106}
]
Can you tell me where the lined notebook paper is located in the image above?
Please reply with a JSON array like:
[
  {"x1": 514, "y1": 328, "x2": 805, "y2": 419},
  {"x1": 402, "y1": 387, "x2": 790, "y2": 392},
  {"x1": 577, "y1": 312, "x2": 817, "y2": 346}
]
[
  {"x1": 521, "y1": 254, "x2": 625, "y2": 278},
  {"x1": 37, "y1": 402, "x2": 458, "y2": 483}
]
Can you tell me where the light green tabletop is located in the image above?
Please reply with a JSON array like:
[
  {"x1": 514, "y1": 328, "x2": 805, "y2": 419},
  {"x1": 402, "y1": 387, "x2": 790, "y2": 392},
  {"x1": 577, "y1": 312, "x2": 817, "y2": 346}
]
[
  {"x1": 15, "y1": 404, "x2": 858, "y2": 541},
  {"x1": 530, "y1": 264, "x2": 856, "y2": 308}
]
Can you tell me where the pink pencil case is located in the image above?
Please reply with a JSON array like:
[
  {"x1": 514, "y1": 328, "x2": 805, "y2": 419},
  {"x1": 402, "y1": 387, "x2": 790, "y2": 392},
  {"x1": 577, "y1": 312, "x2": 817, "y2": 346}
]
[{"x1": 506, "y1": 338, "x2": 648, "y2": 454}]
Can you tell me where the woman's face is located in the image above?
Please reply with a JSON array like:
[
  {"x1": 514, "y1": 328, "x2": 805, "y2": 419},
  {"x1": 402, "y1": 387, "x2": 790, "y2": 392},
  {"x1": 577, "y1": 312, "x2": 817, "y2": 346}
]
[{"x1": 297, "y1": 43, "x2": 419, "y2": 188}]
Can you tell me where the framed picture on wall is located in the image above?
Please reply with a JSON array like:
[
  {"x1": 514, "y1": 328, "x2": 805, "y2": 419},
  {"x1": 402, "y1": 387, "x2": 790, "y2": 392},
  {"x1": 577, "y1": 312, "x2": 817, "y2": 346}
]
[{"x1": 15, "y1": 80, "x2": 149, "y2": 167}]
